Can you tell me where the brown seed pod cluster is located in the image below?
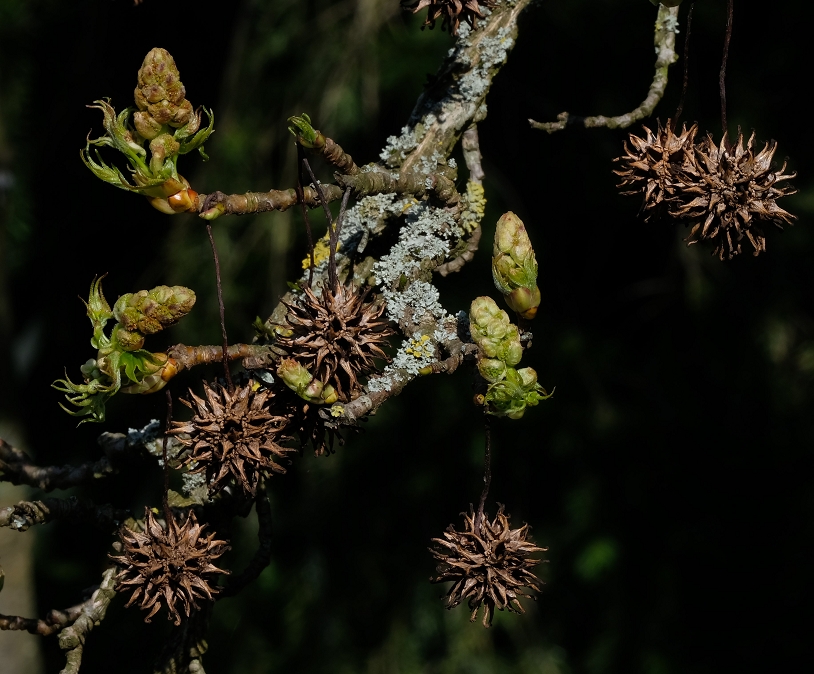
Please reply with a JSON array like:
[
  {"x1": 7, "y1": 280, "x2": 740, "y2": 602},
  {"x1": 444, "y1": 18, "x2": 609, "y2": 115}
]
[
  {"x1": 111, "y1": 508, "x2": 229, "y2": 625},
  {"x1": 615, "y1": 121, "x2": 796, "y2": 260},
  {"x1": 276, "y1": 284, "x2": 395, "y2": 401},
  {"x1": 430, "y1": 505, "x2": 546, "y2": 627},
  {"x1": 402, "y1": 0, "x2": 495, "y2": 36},
  {"x1": 171, "y1": 382, "x2": 294, "y2": 497}
]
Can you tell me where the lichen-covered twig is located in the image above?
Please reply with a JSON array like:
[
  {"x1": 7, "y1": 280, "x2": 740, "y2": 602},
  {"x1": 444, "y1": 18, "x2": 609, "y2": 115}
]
[
  {"x1": 1, "y1": 596, "x2": 90, "y2": 635},
  {"x1": 0, "y1": 496, "x2": 129, "y2": 532},
  {"x1": 0, "y1": 429, "x2": 146, "y2": 491},
  {"x1": 437, "y1": 125, "x2": 485, "y2": 276},
  {"x1": 58, "y1": 567, "x2": 117, "y2": 674},
  {"x1": 196, "y1": 184, "x2": 344, "y2": 220},
  {"x1": 529, "y1": 5, "x2": 680, "y2": 133},
  {"x1": 221, "y1": 488, "x2": 272, "y2": 598},
  {"x1": 336, "y1": 170, "x2": 460, "y2": 207},
  {"x1": 168, "y1": 343, "x2": 279, "y2": 372}
]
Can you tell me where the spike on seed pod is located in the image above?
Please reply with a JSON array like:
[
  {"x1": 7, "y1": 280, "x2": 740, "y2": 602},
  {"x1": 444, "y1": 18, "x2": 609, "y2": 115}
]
[{"x1": 403, "y1": 0, "x2": 496, "y2": 36}]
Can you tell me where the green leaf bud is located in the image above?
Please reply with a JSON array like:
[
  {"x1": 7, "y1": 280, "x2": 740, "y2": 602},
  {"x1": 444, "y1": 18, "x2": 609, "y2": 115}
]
[
  {"x1": 287, "y1": 113, "x2": 326, "y2": 149},
  {"x1": 113, "y1": 286, "x2": 196, "y2": 335},
  {"x1": 470, "y1": 296, "x2": 523, "y2": 367},
  {"x1": 478, "y1": 357, "x2": 507, "y2": 383},
  {"x1": 492, "y1": 211, "x2": 541, "y2": 319},
  {"x1": 134, "y1": 48, "x2": 191, "y2": 128},
  {"x1": 112, "y1": 325, "x2": 146, "y2": 352},
  {"x1": 277, "y1": 358, "x2": 336, "y2": 404}
]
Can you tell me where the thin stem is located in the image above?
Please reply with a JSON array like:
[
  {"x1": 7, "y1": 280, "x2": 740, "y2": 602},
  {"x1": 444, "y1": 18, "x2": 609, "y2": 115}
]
[
  {"x1": 206, "y1": 223, "x2": 233, "y2": 391},
  {"x1": 296, "y1": 145, "x2": 316, "y2": 287},
  {"x1": 302, "y1": 157, "x2": 339, "y2": 289},
  {"x1": 162, "y1": 389, "x2": 173, "y2": 524},
  {"x1": 329, "y1": 188, "x2": 352, "y2": 288},
  {"x1": 673, "y1": 2, "x2": 694, "y2": 126},
  {"x1": 474, "y1": 416, "x2": 492, "y2": 535},
  {"x1": 720, "y1": 0, "x2": 734, "y2": 141}
]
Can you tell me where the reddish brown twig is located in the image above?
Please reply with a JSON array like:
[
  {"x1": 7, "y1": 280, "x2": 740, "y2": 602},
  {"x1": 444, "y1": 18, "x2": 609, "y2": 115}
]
[
  {"x1": 296, "y1": 144, "x2": 316, "y2": 287},
  {"x1": 720, "y1": 0, "x2": 734, "y2": 140},
  {"x1": 473, "y1": 416, "x2": 492, "y2": 536},
  {"x1": 205, "y1": 224, "x2": 233, "y2": 390},
  {"x1": 673, "y1": 2, "x2": 694, "y2": 126}
]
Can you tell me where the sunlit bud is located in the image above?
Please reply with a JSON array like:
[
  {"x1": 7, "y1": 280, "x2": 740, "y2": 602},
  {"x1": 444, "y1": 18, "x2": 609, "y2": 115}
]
[
  {"x1": 492, "y1": 212, "x2": 540, "y2": 319},
  {"x1": 277, "y1": 358, "x2": 335, "y2": 404}
]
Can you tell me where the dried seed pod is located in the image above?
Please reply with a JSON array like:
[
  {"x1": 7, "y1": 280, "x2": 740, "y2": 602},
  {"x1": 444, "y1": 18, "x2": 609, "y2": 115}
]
[
  {"x1": 276, "y1": 284, "x2": 395, "y2": 401},
  {"x1": 614, "y1": 119, "x2": 699, "y2": 221},
  {"x1": 430, "y1": 505, "x2": 546, "y2": 627},
  {"x1": 171, "y1": 382, "x2": 294, "y2": 497},
  {"x1": 403, "y1": 0, "x2": 496, "y2": 35},
  {"x1": 676, "y1": 130, "x2": 796, "y2": 260},
  {"x1": 111, "y1": 508, "x2": 229, "y2": 625}
]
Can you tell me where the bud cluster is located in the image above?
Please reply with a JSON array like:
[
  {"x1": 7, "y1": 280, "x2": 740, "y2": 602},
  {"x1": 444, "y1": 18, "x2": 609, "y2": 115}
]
[
  {"x1": 53, "y1": 278, "x2": 194, "y2": 423},
  {"x1": 470, "y1": 295, "x2": 550, "y2": 419},
  {"x1": 81, "y1": 48, "x2": 213, "y2": 214}
]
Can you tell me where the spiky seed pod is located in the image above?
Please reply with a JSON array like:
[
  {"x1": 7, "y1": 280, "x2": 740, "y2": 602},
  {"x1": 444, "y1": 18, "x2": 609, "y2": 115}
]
[
  {"x1": 111, "y1": 508, "x2": 229, "y2": 625},
  {"x1": 403, "y1": 0, "x2": 496, "y2": 35},
  {"x1": 276, "y1": 284, "x2": 395, "y2": 401},
  {"x1": 675, "y1": 130, "x2": 797, "y2": 260},
  {"x1": 430, "y1": 505, "x2": 546, "y2": 627},
  {"x1": 171, "y1": 382, "x2": 294, "y2": 497},
  {"x1": 614, "y1": 119, "x2": 699, "y2": 221},
  {"x1": 134, "y1": 48, "x2": 193, "y2": 135}
]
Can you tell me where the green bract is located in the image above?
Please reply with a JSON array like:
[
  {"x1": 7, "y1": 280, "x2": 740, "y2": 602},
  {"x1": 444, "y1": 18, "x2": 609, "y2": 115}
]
[
  {"x1": 484, "y1": 367, "x2": 552, "y2": 419},
  {"x1": 53, "y1": 278, "x2": 194, "y2": 423}
]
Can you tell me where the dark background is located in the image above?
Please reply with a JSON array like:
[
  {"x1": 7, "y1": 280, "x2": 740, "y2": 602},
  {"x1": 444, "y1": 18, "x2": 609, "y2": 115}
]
[{"x1": 2, "y1": 1, "x2": 813, "y2": 672}]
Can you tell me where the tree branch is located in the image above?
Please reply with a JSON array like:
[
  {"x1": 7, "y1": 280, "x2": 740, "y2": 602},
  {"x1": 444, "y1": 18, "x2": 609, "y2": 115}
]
[
  {"x1": 196, "y1": 184, "x2": 344, "y2": 220},
  {"x1": 168, "y1": 343, "x2": 279, "y2": 372},
  {"x1": 0, "y1": 423, "x2": 154, "y2": 491},
  {"x1": 57, "y1": 567, "x2": 117, "y2": 674},
  {"x1": 529, "y1": 5, "x2": 680, "y2": 133},
  {"x1": 0, "y1": 496, "x2": 129, "y2": 532},
  {"x1": 1, "y1": 596, "x2": 90, "y2": 636}
]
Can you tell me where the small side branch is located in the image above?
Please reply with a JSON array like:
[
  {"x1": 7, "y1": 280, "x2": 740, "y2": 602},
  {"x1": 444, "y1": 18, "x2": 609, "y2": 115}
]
[
  {"x1": 0, "y1": 496, "x2": 129, "y2": 532},
  {"x1": 437, "y1": 226, "x2": 482, "y2": 277},
  {"x1": 325, "y1": 335, "x2": 478, "y2": 425},
  {"x1": 0, "y1": 432, "x2": 137, "y2": 491},
  {"x1": 317, "y1": 136, "x2": 360, "y2": 176},
  {"x1": 337, "y1": 170, "x2": 460, "y2": 207},
  {"x1": 1, "y1": 599, "x2": 88, "y2": 636},
  {"x1": 58, "y1": 567, "x2": 117, "y2": 674},
  {"x1": 529, "y1": 5, "x2": 680, "y2": 133},
  {"x1": 168, "y1": 343, "x2": 279, "y2": 372},
  {"x1": 196, "y1": 185, "x2": 344, "y2": 220},
  {"x1": 221, "y1": 489, "x2": 272, "y2": 598}
]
